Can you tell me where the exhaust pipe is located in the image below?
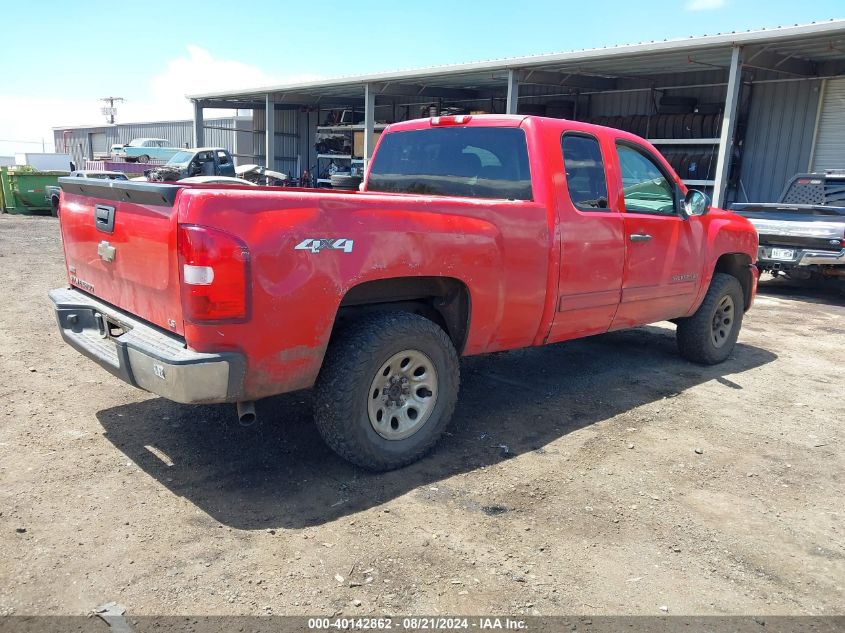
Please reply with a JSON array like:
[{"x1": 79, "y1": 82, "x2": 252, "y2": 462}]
[{"x1": 236, "y1": 401, "x2": 257, "y2": 426}]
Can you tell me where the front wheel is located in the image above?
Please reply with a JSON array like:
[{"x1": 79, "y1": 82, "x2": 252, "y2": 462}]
[
  {"x1": 313, "y1": 312, "x2": 460, "y2": 471},
  {"x1": 676, "y1": 273, "x2": 744, "y2": 365}
]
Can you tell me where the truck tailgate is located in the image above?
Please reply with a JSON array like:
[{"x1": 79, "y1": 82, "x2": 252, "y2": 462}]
[
  {"x1": 731, "y1": 203, "x2": 845, "y2": 249},
  {"x1": 58, "y1": 178, "x2": 185, "y2": 335}
]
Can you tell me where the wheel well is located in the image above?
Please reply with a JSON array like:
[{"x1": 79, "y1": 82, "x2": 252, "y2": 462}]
[
  {"x1": 336, "y1": 277, "x2": 471, "y2": 353},
  {"x1": 714, "y1": 253, "x2": 752, "y2": 310}
]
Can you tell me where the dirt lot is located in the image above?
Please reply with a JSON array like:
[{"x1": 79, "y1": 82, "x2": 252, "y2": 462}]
[{"x1": 0, "y1": 214, "x2": 843, "y2": 616}]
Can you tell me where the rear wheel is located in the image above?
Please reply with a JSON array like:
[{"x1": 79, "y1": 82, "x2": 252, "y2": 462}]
[
  {"x1": 138, "y1": 155, "x2": 150, "y2": 164},
  {"x1": 676, "y1": 273, "x2": 744, "y2": 364},
  {"x1": 313, "y1": 312, "x2": 460, "y2": 471},
  {"x1": 50, "y1": 196, "x2": 59, "y2": 218}
]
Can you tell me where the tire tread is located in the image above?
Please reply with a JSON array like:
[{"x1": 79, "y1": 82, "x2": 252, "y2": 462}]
[
  {"x1": 313, "y1": 312, "x2": 459, "y2": 471},
  {"x1": 676, "y1": 273, "x2": 744, "y2": 365}
]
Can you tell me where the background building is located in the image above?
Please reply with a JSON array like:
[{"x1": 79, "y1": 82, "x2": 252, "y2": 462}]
[
  {"x1": 49, "y1": 21, "x2": 845, "y2": 204},
  {"x1": 52, "y1": 116, "x2": 249, "y2": 168},
  {"x1": 188, "y1": 20, "x2": 845, "y2": 205}
]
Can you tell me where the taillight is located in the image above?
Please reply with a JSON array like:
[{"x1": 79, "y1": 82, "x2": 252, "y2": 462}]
[{"x1": 177, "y1": 224, "x2": 250, "y2": 322}]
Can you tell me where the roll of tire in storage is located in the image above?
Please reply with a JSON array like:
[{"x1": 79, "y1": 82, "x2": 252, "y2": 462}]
[
  {"x1": 630, "y1": 115, "x2": 649, "y2": 137},
  {"x1": 672, "y1": 113, "x2": 687, "y2": 140},
  {"x1": 330, "y1": 174, "x2": 363, "y2": 190},
  {"x1": 678, "y1": 154, "x2": 694, "y2": 180},
  {"x1": 658, "y1": 95, "x2": 697, "y2": 114},
  {"x1": 684, "y1": 151, "x2": 716, "y2": 181},
  {"x1": 662, "y1": 150, "x2": 681, "y2": 174},
  {"x1": 691, "y1": 114, "x2": 704, "y2": 139},
  {"x1": 682, "y1": 113, "x2": 695, "y2": 139},
  {"x1": 656, "y1": 114, "x2": 671, "y2": 139}
]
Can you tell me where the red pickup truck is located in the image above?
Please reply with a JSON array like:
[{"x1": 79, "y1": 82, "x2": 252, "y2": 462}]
[{"x1": 51, "y1": 115, "x2": 758, "y2": 470}]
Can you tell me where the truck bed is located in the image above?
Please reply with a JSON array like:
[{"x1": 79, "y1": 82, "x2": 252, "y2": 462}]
[{"x1": 731, "y1": 203, "x2": 845, "y2": 250}]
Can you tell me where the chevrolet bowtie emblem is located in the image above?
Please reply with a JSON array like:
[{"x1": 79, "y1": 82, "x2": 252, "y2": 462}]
[{"x1": 98, "y1": 240, "x2": 116, "y2": 263}]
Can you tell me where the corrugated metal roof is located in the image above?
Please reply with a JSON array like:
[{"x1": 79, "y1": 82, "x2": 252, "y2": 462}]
[
  {"x1": 51, "y1": 116, "x2": 234, "y2": 131},
  {"x1": 190, "y1": 20, "x2": 845, "y2": 101}
]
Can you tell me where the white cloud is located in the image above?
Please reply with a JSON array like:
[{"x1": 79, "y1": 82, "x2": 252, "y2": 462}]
[
  {"x1": 686, "y1": 0, "x2": 726, "y2": 10},
  {"x1": 0, "y1": 46, "x2": 323, "y2": 156},
  {"x1": 0, "y1": 96, "x2": 96, "y2": 155}
]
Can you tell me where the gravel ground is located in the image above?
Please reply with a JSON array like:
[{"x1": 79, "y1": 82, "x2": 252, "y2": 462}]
[{"x1": 0, "y1": 214, "x2": 842, "y2": 616}]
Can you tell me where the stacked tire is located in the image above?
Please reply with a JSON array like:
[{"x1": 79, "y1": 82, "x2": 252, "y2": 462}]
[
  {"x1": 588, "y1": 113, "x2": 721, "y2": 139},
  {"x1": 661, "y1": 150, "x2": 717, "y2": 181},
  {"x1": 330, "y1": 174, "x2": 363, "y2": 190}
]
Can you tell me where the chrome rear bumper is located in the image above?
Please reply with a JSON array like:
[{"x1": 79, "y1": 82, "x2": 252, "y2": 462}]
[{"x1": 49, "y1": 287, "x2": 245, "y2": 404}]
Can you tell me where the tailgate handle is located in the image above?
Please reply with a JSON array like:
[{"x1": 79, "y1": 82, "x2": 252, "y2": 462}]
[{"x1": 95, "y1": 204, "x2": 116, "y2": 234}]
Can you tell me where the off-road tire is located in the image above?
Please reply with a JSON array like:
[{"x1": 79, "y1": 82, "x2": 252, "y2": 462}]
[
  {"x1": 313, "y1": 312, "x2": 460, "y2": 471},
  {"x1": 676, "y1": 273, "x2": 744, "y2": 365}
]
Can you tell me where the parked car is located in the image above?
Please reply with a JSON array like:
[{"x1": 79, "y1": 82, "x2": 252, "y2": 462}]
[
  {"x1": 144, "y1": 148, "x2": 237, "y2": 182},
  {"x1": 731, "y1": 172, "x2": 845, "y2": 282},
  {"x1": 50, "y1": 114, "x2": 759, "y2": 470},
  {"x1": 120, "y1": 138, "x2": 181, "y2": 163},
  {"x1": 45, "y1": 170, "x2": 129, "y2": 217}
]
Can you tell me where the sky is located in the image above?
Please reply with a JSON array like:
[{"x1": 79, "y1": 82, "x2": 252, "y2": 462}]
[{"x1": 1, "y1": 0, "x2": 842, "y2": 155}]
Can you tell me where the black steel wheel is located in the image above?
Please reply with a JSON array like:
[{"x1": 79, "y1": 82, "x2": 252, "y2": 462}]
[{"x1": 676, "y1": 273, "x2": 745, "y2": 365}]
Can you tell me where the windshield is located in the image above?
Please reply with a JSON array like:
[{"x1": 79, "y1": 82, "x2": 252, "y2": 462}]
[
  {"x1": 167, "y1": 151, "x2": 194, "y2": 166},
  {"x1": 367, "y1": 127, "x2": 532, "y2": 200}
]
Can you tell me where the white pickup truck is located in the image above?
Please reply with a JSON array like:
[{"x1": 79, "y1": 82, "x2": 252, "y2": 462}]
[{"x1": 731, "y1": 172, "x2": 845, "y2": 285}]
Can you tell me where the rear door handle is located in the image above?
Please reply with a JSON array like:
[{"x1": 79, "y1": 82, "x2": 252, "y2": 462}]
[{"x1": 630, "y1": 233, "x2": 652, "y2": 242}]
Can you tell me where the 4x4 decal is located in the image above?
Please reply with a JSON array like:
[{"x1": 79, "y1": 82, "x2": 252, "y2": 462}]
[{"x1": 295, "y1": 238, "x2": 354, "y2": 253}]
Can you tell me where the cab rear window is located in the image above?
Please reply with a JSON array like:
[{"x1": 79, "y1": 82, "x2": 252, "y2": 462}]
[{"x1": 367, "y1": 127, "x2": 532, "y2": 200}]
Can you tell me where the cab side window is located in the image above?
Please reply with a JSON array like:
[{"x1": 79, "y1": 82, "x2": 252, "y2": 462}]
[
  {"x1": 562, "y1": 133, "x2": 608, "y2": 211},
  {"x1": 616, "y1": 143, "x2": 676, "y2": 216}
]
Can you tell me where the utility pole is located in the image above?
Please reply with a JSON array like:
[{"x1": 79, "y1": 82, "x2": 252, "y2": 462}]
[{"x1": 100, "y1": 96, "x2": 125, "y2": 124}]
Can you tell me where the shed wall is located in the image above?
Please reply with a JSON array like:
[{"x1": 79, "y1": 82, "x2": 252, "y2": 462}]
[{"x1": 53, "y1": 118, "x2": 237, "y2": 167}]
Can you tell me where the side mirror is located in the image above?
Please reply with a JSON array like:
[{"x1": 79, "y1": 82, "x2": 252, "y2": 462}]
[{"x1": 684, "y1": 189, "x2": 711, "y2": 217}]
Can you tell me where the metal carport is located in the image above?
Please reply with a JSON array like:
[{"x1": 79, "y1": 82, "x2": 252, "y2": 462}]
[{"x1": 189, "y1": 20, "x2": 845, "y2": 206}]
